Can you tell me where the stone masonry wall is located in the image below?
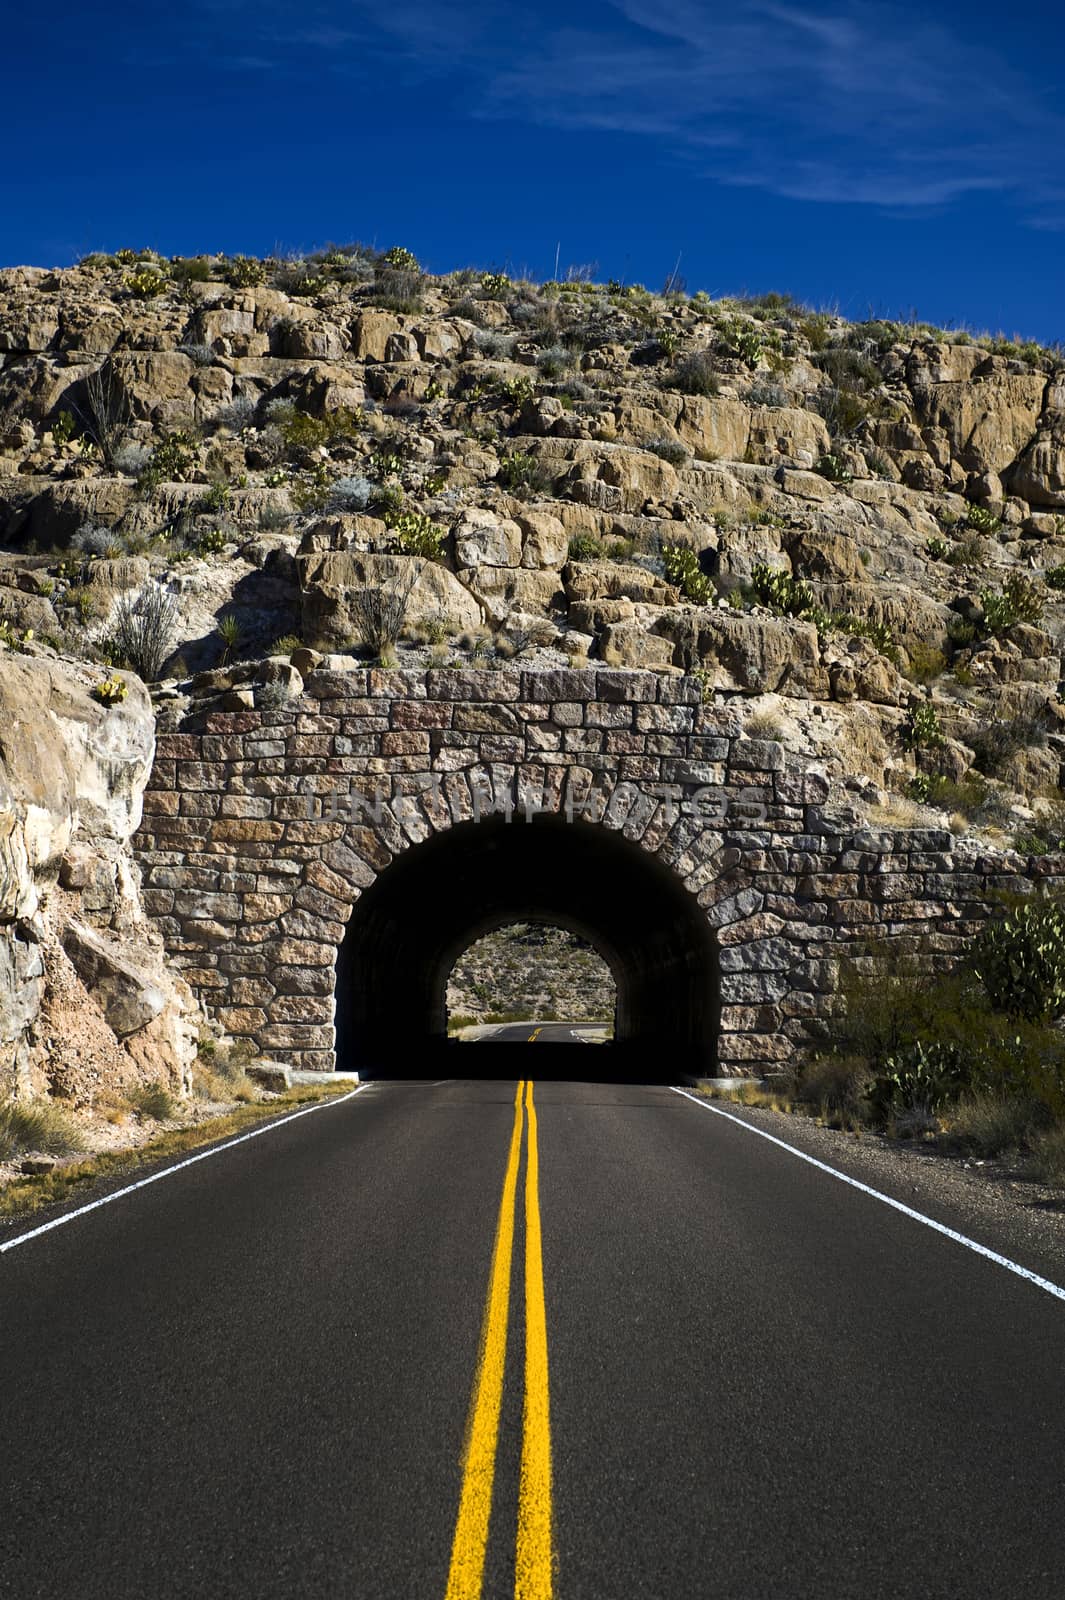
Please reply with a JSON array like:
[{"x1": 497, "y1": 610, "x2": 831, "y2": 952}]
[{"x1": 132, "y1": 666, "x2": 1065, "y2": 1074}]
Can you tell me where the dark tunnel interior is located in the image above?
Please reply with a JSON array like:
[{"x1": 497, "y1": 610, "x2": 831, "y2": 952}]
[{"x1": 335, "y1": 816, "x2": 719, "y2": 1081}]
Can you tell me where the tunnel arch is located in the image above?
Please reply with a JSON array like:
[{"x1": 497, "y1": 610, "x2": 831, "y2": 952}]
[{"x1": 335, "y1": 815, "x2": 720, "y2": 1078}]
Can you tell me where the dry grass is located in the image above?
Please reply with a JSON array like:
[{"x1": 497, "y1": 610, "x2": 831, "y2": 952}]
[
  {"x1": 0, "y1": 1098, "x2": 86, "y2": 1160},
  {"x1": 701, "y1": 1081, "x2": 795, "y2": 1113},
  {"x1": 1029, "y1": 1123, "x2": 1065, "y2": 1187},
  {"x1": 939, "y1": 1091, "x2": 1044, "y2": 1158},
  {"x1": 0, "y1": 1081, "x2": 354, "y2": 1222}
]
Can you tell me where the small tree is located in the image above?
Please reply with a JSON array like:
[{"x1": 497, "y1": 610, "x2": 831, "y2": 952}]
[
  {"x1": 350, "y1": 563, "x2": 421, "y2": 657},
  {"x1": 110, "y1": 585, "x2": 178, "y2": 680},
  {"x1": 76, "y1": 364, "x2": 131, "y2": 469}
]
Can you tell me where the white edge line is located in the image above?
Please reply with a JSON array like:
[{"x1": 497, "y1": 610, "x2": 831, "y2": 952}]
[
  {"x1": 670, "y1": 1086, "x2": 1065, "y2": 1305},
  {"x1": 0, "y1": 1086, "x2": 368, "y2": 1256}
]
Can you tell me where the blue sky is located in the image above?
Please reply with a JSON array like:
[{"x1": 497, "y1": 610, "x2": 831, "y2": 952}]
[{"x1": 6, "y1": 1, "x2": 1063, "y2": 340}]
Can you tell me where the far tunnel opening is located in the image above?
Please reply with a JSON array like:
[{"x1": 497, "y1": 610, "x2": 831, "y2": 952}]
[
  {"x1": 335, "y1": 816, "x2": 719, "y2": 1082},
  {"x1": 446, "y1": 921, "x2": 618, "y2": 1041}
]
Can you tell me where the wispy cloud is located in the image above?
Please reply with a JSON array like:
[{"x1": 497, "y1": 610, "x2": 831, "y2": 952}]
[{"x1": 186, "y1": 0, "x2": 1065, "y2": 221}]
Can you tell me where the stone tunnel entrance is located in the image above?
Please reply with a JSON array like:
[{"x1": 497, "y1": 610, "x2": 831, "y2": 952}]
[{"x1": 335, "y1": 816, "x2": 720, "y2": 1081}]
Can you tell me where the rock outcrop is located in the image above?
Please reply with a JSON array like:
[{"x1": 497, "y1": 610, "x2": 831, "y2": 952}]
[{"x1": 0, "y1": 651, "x2": 198, "y2": 1103}]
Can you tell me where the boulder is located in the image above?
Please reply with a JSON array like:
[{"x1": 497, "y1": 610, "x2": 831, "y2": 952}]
[
  {"x1": 658, "y1": 609, "x2": 828, "y2": 696},
  {"x1": 517, "y1": 509, "x2": 569, "y2": 569},
  {"x1": 62, "y1": 920, "x2": 167, "y2": 1037},
  {"x1": 926, "y1": 372, "x2": 1046, "y2": 476},
  {"x1": 298, "y1": 551, "x2": 482, "y2": 648},
  {"x1": 454, "y1": 508, "x2": 523, "y2": 570}
]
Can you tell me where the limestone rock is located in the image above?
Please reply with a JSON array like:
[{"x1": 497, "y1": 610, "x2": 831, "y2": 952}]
[
  {"x1": 454, "y1": 508, "x2": 523, "y2": 570},
  {"x1": 298, "y1": 551, "x2": 483, "y2": 648},
  {"x1": 62, "y1": 920, "x2": 167, "y2": 1037}
]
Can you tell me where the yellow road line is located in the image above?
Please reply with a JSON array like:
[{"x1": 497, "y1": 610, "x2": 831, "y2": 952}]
[
  {"x1": 528, "y1": 1028, "x2": 542, "y2": 1043},
  {"x1": 445, "y1": 1081, "x2": 526, "y2": 1600},
  {"x1": 516, "y1": 1079, "x2": 554, "y2": 1600}
]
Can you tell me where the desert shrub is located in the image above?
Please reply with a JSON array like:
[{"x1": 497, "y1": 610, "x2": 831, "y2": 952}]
[
  {"x1": 904, "y1": 641, "x2": 947, "y2": 684},
  {"x1": 0, "y1": 1098, "x2": 85, "y2": 1159},
  {"x1": 941, "y1": 1091, "x2": 1045, "y2": 1157},
  {"x1": 213, "y1": 395, "x2": 256, "y2": 432},
  {"x1": 350, "y1": 563, "x2": 420, "y2": 656},
  {"x1": 749, "y1": 563, "x2": 814, "y2": 617},
  {"x1": 796, "y1": 1055, "x2": 872, "y2": 1119},
  {"x1": 280, "y1": 406, "x2": 362, "y2": 451},
  {"x1": 536, "y1": 344, "x2": 572, "y2": 380},
  {"x1": 926, "y1": 536, "x2": 950, "y2": 561},
  {"x1": 129, "y1": 1081, "x2": 176, "y2": 1121},
  {"x1": 567, "y1": 534, "x2": 599, "y2": 561},
  {"x1": 225, "y1": 255, "x2": 266, "y2": 287},
  {"x1": 644, "y1": 436, "x2": 691, "y2": 466},
  {"x1": 473, "y1": 329, "x2": 517, "y2": 359},
  {"x1": 138, "y1": 431, "x2": 196, "y2": 491},
  {"x1": 820, "y1": 939, "x2": 1065, "y2": 1126},
  {"x1": 108, "y1": 585, "x2": 179, "y2": 680},
  {"x1": 1030, "y1": 1123, "x2": 1065, "y2": 1186},
  {"x1": 383, "y1": 508, "x2": 444, "y2": 560},
  {"x1": 170, "y1": 255, "x2": 213, "y2": 284},
  {"x1": 906, "y1": 771, "x2": 992, "y2": 817},
  {"x1": 967, "y1": 502, "x2": 1001, "y2": 533},
  {"x1": 326, "y1": 475, "x2": 372, "y2": 513},
  {"x1": 815, "y1": 387, "x2": 871, "y2": 439},
  {"x1": 1045, "y1": 564, "x2": 1065, "y2": 591},
  {"x1": 968, "y1": 715, "x2": 1043, "y2": 778},
  {"x1": 1012, "y1": 798, "x2": 1065, "y2": 857},
  {"x1": 497, "y1": 451, "x2": 553, "y2": 497},
  {"x1": 980, "y1": 573, "x2": 1044, "y2": 634},
  {"x1": 125, "y1": 268, "x2": 166, "y2": 300},
  {"x1": 669, "y1": 350, "x2": 719, "y2": 397},
  {"x1": 75, "y1": 365, "x2": 132, "y2": 469},
  {"x1": 71, "y1": 521, "x2": 116, "y2": 557},
  {"x1": 972, "y1": 899, "x2": 1065, "y2": 1022},
  {"x1": 900, "y1": 700, "x2": 945, "y2": 751},
  {"x1": 662, "y1": 545, "x2": 713, "y2": 604},
  {"x1": 814, "y1": 451, "x2": 853, "y2": 483}
]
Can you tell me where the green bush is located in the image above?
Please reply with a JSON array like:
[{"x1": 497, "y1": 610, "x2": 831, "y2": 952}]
[
  {"x1": 663, "y1": 545, "x2": 713, "y2": 604},
  {"x1": 1045, "y1": 564, "x2": 1065, "y2": 591},
  {"x1": 225, "y1": 255, "x2": 266, "y2": 287},
  {"x1": 900, "y1": 700, "x2": 945, "y2": 751},
  {"x1": 972, "y1": 899, "x2": 1065, "y2": 1022},
  {"x1": 138, "y1": 431, "x2": 196, "y2": 491},
  {"x1": 125, "y1": 268, "x2": 166, "y2": 300},
  {"x1": 980, "y1": 573, "x2": 1044, "y2": 634},
  {"x1": 383, "y1": 245, "x2": 419, "y2": 271},
  {"x1": 871, "y1": 1038, "x2": 970, "y2": 1118},
  {"x1": 170, "y1": 255, "x2": 213, "y2": 284},
  {"x1": 967, "y1": 502, "x2": 1001, "y2": 533},
  {"x1": 814, "y1": 451, "x2": 853, "y2": 483},
  {"x1": 749, "y1": 563, "x2": 814, "y2": 617},
  {"x1": 384, "y1": 508, "x2": 444, "y2": 560}
]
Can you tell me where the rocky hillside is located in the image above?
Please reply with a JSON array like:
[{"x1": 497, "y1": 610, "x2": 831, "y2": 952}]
[
  {"x1": 2, "y1": 243, "x2": 1065, "y2": 1104},
  {"x1": 447, "y1": 924, "x2": 614, "y2": 1025},
  {"x1": 1, "y1": 247, "x2": 1063, "y2": 845}
]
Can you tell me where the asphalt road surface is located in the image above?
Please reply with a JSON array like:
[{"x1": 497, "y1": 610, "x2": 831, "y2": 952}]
[
  {"x1": 483, "y1": 1023, "x2": 607, "y2": 1044},
  {"x1": 3, "y1": 1078, "x2": 1065, "y2": 1599}
]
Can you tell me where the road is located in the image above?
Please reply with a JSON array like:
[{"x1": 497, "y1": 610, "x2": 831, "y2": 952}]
[
  {"x1": 2, "y1": 1078, "x2": 1065, "y2": 1599},
  {"x1": 479, "y1": 1022, "x2": 609, "y2": 1044}
]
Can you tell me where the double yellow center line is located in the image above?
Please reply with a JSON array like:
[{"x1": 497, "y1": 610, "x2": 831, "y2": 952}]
[{"x1": 445, "y1": 1081, "x2": 554, "y2": 1600}]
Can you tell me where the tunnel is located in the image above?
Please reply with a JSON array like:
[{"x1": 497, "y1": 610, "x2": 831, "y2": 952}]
[{"x1": 335, "y1": 815, "x2": 720, "y2": 1081}]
